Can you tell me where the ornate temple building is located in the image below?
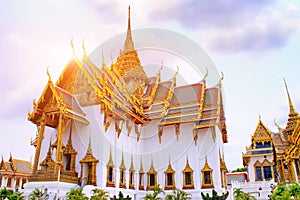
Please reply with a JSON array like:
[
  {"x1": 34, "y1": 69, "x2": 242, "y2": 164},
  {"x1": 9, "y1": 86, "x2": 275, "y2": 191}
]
[
  {"x1": 242, "y1": 118, "x2": 277, "y2": 183},
  {"x1": 243, "y1": 80, "x2": 300, "y2": 184},
  {"x1": 25, "y1": 7, "x2": 228, "y2": 199},
  {"x1": 0, "y1": 154, "x2": 32, "y2": 192}
]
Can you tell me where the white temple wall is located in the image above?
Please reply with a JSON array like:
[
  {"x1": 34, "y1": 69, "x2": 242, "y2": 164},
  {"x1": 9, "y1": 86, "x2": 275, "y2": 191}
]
[
  {"x1": 38, "y1": 104, "x2": 226, "y2": 196},
  {"x1": 247, "y1": 155, "x2": 273, "y2": 182}
]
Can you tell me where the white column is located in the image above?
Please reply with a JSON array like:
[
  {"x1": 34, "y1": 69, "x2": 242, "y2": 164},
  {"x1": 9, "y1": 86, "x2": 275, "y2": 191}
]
[
  {"x1": 18, "y1": 178, "x2": 23, "y2": 191},
  {"x1": 3, "y1": 176, "x2": 7, "y2": 188},
  {"x1": 0, "y1": 176, "x2": 4, "y2": 188},
  {"x1": 12, "y1": 177, "x2": 16, "y2": 191}
]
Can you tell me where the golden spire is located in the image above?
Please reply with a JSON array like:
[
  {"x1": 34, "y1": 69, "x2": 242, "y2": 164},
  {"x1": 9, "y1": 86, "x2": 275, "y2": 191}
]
[
  {"x1": 123, "y1": 5, "x2": 134, "y2": 53},
  {"x1": 101, "y1": 50, "x2": 106, "y2": 69},
  {"x1": 120, "y1": 150, "x2": 126, "y2": 170},
  {"x1": 129, "y1": 154, "x2": 135, "y2": 171},
  {"x1": 107, "y1": 147, "x2": 114, "y2": 166},
  {"x1": 284, "y1": 79, "x2": 296, "y2": 114},
  {"x1": 87, "y1": 133, "x2": 92, "y2": 154},
  {"x1": 148, "y1": 157, "x2": 156, "y2": 173},
  {"x1": 82, "y1": 39, "x2": 87, "y2": 58}
]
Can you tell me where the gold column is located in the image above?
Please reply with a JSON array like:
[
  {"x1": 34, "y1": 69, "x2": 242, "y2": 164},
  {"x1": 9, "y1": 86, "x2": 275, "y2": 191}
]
[
  {"x1": 280, "y1": 160, "x2": 285, "y2": 182},
  {"x1": 71, "y1": 154, "x2": 76, "y2": 172},
  {"x1": 79, "y1": 163, "x2": 83, "y2": 185},
  {"x1": 289, "y1": 162, "x2": 296, "y2": 182},
  {"x1": 55, "y1": 113, "x2": 64, "y2": 175},
  {"x1": 32, "y1": 112, "x2": 46, "y2": 174},
  {"x1": 92, "y1": 162, "x2": 97, "y2": 185}
]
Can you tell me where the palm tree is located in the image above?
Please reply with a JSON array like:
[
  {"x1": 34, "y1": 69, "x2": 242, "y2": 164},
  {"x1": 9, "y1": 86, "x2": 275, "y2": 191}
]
[
  {"x1": 90, "y1": 188, "x2": 110, "y2": 200},
  {"x1": 29, "y1": 188, "x2": 43, "y2": 200},
  {"x1": 234, "y1": 188, "x2": 255, "y2": 200},
  {"x1": 66, "y1": 188, "x2": 88, "y2": 200},
  {"x1": 143, "y1": 185, "x2": 164, "y2": 200},
  {"x1": 7, "y1": 193, "x2": 24, "y2": 200},
  {"x1": 165, "y1": 188, "x2": 191, "y2": 200},
  {"x1": 201, "y1": 189, "x2": 229, "y2": 200}
]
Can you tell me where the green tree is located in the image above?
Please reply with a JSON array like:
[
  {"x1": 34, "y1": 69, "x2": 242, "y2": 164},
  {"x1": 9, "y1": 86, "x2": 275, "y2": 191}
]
[
  {"x1": 112, "y1": 191, "x2": 131, "y2": 200},
  {"x1": 269, "y1": 183, "x2": 300, "y2": 200},
  {"x1": 90, "y1": 188, "x2": 110, "y2": 200},
  {"x1": 66, "y1": 188, "x2": 88, "y2": 200},
  {"x1": 165, "y1": 188, "x2": 191, "y2": 200},
  {"x1": 232, "y1": 168, "x2": 247, "y2": 173},
  {"x1": 29, "y1": 188, "x2": 43, "y2": 200},
  {"x1": 201, "y1": 189, "x2": 229, "y2": 200},
  {"x1": 233, "y1": 188, "x2": 255, "y2": 200},
  {"x1": 8, "y1": 193, "x2": 24, "y2": 200},
  {"x1": 0, "y1": 187, "x2": 13, "y2": 199},
  {"x1": 143, "y1": 185, "x2": 164, "y2": 200}
]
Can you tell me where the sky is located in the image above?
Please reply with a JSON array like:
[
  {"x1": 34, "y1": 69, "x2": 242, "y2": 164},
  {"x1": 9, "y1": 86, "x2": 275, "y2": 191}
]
[{"x1": 0, "y1": 0, "x2": 300, "y2": 170}]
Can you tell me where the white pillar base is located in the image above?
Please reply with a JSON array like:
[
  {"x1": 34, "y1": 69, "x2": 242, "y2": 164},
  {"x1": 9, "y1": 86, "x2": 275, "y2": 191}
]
[{"x1": 23, "y1": 181, "x2": 79, "y2": 200}]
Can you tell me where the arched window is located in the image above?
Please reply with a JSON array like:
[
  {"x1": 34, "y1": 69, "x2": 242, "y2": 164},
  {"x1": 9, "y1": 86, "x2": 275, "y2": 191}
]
[
  {"x1": 254, "y1": 160, "x2": 262, "y2": 181},
  {"x1": 147, "y1": 160, "x2": 157, "y2": 190},
  {"x1": 262, "y1": 159, "x2": 273, "y2": 181},
  {"x1": 129, "y1": 156, "x2": 135, "y2": 190},
  {"x1": 164, "y1": 162, "x2": 175, "y2": 190},
  {"x1": 182, "y1": 157, "x2": 194, "y2": 189},
  {"x1": 106, "y1": 149, "x2": 115, "y2": 187},
  {"x1": 119, "y1": 152, "x2": 126, "y2": 188},
  {"x1": 201, "y1": 157, "x2": 213, "y2": 189},
  {"x1": 138, "y1": 158, "x2": 145, "y2": 190}
]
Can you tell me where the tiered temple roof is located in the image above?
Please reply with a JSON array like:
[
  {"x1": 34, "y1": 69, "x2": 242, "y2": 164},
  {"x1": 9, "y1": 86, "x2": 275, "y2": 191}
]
[{"x1": 28, "y1": 6, "x2": 228, "y2": 144}]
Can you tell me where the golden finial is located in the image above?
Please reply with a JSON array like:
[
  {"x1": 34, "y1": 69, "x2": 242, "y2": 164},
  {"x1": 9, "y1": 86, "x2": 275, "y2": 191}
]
[
  {"x1": 87, "y1": 133, "x2": 92, "y2": 153},
  {"x1": 218, "y1": 72, "x2": 224, "y2": 85},
  {"x1": 128, "y1": 5, "x2": 131, "y2": 31},
  {"x1": 204, "y1": 68, "x2": 208, "y2": 79},
  {"x1": 46, "y1": 67, "x2": 52, "y2": 82},
  {"x1": 82, "y1": 39, "x2": 87, "y2": 58},
  {"x1": 284, "y1": 78, "x2": 296, "y2": 114},
  {"x1": 259, "y1": 114, "x2": 261, "y2": 121},
  {"x1": 110, "y1": 52, "x2": 114, "y2": 63},
  {"x1": 274, "y1": 119, "x2": 282, "y2": 131},
  {"x1": 172, "y1": 66, "x2": 179, "y2": 81},
  {"x1": 159, "y1": 61, "x2": 164, "y2": 73},
  {"x1": 71, "y1": 37, "x2": 76, "y2": 56},
  {"x1": 101, "y1": 50, "x2": 106, "y2": 67}
]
